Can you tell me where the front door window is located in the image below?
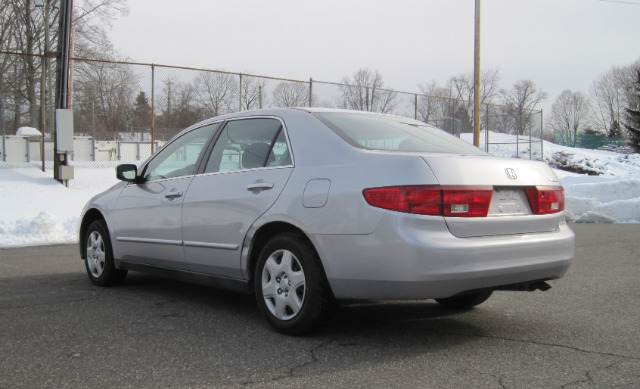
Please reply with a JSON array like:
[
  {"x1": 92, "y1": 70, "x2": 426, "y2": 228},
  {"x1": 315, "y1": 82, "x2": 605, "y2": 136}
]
[{"x1": 144, "y1": 124, "x2": 216, "y2": 181}]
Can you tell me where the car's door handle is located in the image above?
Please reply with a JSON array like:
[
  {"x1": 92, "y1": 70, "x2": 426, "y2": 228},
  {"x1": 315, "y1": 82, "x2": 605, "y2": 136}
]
[
  {"x1": 247, "y1": 182, "x2": 274, "y2": 191},
  {"x1": 164, "y1": 190, "x2": 183, "y2": 198}
]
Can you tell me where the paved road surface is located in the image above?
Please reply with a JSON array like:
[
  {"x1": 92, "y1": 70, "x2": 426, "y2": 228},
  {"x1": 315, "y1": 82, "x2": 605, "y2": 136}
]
[{"x1": 1, "y1": 223, "x2": 639, "y2": 388}]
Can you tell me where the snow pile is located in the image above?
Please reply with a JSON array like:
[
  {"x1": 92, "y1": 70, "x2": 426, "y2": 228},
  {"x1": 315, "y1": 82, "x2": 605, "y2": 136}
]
[
  {"x1": 461, "y1": 131, "x2": 640, "y2": 177},
  {"x1": 542, "y1": 143, "x2": 640, "y2": 177},
  {"x1": 559, "y1": 174, "x2": 640, "y2": 223},
  {"x1": 0, "y1": 168, "x2": 119, "y2": 247},
  {"x1": 0, "y1": 133, "x2": 638, "y2": 248},
  {"x1": 16, "y1": 127, "x2": 42, "y2": 137}
]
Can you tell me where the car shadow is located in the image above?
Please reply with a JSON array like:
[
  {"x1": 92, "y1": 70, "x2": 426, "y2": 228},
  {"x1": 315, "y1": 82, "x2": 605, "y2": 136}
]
[
  {"x1": 118, "y1": 273, "x2": 499, "y2": 341},
  {"x1": 109, "y1": 274, "x2": 498, "y2": 369},
  {"x1": 68, "y1": 272, "x2": 538, "y2": 343}
]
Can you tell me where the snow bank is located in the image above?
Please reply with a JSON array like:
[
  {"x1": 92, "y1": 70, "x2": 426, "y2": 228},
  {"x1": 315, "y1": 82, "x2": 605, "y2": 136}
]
[
  {"x1": 560, "y1": 175, "x2": 640, "y2": 223},
  {"x1": 0, "y1": 168, "x2": 118, "y2": 247}
]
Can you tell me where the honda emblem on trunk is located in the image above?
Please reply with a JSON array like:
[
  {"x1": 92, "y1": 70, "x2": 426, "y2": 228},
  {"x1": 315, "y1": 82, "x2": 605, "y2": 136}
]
[{"x1": 505, "y1": 168, "x2": 517, "y2": 180}]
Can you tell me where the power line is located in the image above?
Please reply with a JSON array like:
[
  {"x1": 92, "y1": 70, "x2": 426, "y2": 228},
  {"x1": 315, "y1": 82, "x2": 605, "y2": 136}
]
[{"x1": 599, "y1": 0, "x2": 640, "y2": 6}]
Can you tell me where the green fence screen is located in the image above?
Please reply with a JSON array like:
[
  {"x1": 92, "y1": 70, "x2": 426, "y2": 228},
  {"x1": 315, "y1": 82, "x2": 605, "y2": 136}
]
[{"x1": 554, "y1": 131, "x2": 626, "y2": 150}]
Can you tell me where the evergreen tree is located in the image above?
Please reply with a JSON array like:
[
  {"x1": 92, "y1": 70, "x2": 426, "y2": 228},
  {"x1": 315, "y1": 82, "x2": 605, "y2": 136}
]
[
  {"x1": 624, "y1": 69, "x2": 640, "y2": 152},
  {"x1": 133, "y1": 91, "x2": 151, "y2": 129},
  {"x1": 609, "y1": 119, "x2": 621, "y2": 138}
]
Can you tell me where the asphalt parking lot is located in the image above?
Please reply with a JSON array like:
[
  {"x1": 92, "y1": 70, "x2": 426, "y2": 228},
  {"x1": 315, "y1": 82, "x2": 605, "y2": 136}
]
[{"x1": 1, "y1": 223, "x2": 639, "y2": 388}]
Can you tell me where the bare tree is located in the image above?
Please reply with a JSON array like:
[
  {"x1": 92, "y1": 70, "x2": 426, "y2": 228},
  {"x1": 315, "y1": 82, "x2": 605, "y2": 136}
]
[
  {"x1": 240, "y1": 75, "x2": 267, "y2": 110},
  {"x1": 415, "y1": 80, "x2": 463, "y2": 134},
  {"x1": 73, "y1": 0, "x2": 128, "y2": 46},
  {"x1": 500, "y1": 80, "x2": 547, "y2": 135},
  {"x1": 0, "y1": 0, "x2": 128, "y2": 128},
  {"x1": 452, "y1": 68, "x2": 501, "y2": 104},
  {"x1": 340, "y1": 68, "x2": 397, "y2": 113},
  {"x1": 272, "y1": 81, "x2": 310, "y2": 107},
  {"x1": 4, "y1": 0, "x2": 45, "y2": 127},
  {"x1": 589, "y1": 62, "x2": 639, "y2": 137},
  {"x1": 155, "y1": 77, "x2": 202, "y2": 138},
  {"x1": 0, "y1": 2, "x2": 23, "y2": 131},
  {"x1": 442, "y1": 68, "x2": 501, "y2": 132},
  {"x1": 172, "y1": 82, "x2": 202, "y2": 129},
  {"x1": 549, "y1": 90, "x2": 592, "y2": 144},
  {"x1": 194, "y1": 72, "x2": 237, "y2": 117},
  {"x1": 416, "y1": 80, "x2": 447, "y2": 124},
  {"x1": 74, "y1": 59, "x2": 137, "y2": 139},
  {"x1": 1, "y1": 2, "x2": 17, "y2": 101},
  {"x1": 0, "y1": 5, "x2": 16, "y2": 103}
]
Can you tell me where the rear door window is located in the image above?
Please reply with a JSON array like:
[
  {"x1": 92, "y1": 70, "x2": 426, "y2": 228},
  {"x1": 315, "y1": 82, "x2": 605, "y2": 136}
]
[{"x1": 204, "y1": 118, "x2": 292, "y2": 173}]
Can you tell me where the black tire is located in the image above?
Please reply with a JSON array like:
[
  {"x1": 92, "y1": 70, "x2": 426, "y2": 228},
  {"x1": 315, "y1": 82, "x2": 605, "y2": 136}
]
[
  {"x1": 435, "y1": 290, "x2": 493, "y2": 309},
  {"x1": 84, "y1": 220, "x2": 127, "y2": 286},
  {"x1": 254, "y1": 232, "x2": 335, "y2": 335}
]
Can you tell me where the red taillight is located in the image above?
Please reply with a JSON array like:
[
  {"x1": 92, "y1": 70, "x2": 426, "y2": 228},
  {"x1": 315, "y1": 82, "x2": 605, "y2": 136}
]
[
  {"x1": 362, "y1": 185, "x2": 442, "y2": 215},
  {"x1": 525, "y1": 186, "x2": 565, "y2": 215},
  {"x1": 362, "y1": 185, "x2": 492, "y2": 217},
  {"x1": 442, "y1": 186, "x2": 493, "y2": 217}
]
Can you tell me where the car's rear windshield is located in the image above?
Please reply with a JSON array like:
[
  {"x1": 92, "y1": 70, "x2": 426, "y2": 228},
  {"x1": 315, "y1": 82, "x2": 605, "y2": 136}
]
[{"x1": 313, "y1": 112, "x2": 487, "y2": 155}]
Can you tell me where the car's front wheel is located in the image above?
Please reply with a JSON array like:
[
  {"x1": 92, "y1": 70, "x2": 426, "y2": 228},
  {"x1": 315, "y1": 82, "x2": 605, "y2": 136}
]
[
  {"x1": 85, "y1": 220, "x2": 127, "y2": 286},
  {"x1": 254, "y1": 233, "x2": 334, "y2": 335},
  {"x1": 435, "y1": 290, "x2": 493, "y2": 309}
]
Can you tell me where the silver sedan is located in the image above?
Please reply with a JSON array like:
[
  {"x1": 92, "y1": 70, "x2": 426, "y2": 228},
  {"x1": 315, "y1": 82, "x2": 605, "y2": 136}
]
[{"x1": 79, "y1": 108, "x2": 574, "y2": 335}]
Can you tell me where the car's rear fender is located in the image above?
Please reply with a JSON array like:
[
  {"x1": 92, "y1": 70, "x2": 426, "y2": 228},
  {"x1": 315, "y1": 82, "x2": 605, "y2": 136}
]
[{"x1": 269, "y1": 152, "x2": 440, "y2": 236}]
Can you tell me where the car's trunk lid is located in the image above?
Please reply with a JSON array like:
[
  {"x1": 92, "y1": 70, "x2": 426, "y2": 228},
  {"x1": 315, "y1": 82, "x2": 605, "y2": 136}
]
[{"x1": 421, "y1": 154, "x2": 564, "y2": 238}]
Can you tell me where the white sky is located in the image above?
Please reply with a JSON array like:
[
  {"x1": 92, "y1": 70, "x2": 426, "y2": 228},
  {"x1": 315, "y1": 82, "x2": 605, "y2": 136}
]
[{"x1": 109, "y1": 0, "x2": 640, "y2": 112}]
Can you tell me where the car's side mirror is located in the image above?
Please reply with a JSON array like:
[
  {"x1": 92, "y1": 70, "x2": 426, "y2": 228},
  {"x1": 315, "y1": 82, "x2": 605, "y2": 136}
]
[{"x1": 116, "y1": 164, "x2": 140, "y2": 183}]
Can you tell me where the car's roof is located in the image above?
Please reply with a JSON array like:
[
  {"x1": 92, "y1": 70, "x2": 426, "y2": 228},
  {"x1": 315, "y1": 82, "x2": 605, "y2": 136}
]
[
  {"x1": 199, "y1": 107, "x2": 428, "y2": 128},
  {"x1": 173, "y1": 108, "x2": 432, "y2": 152}
]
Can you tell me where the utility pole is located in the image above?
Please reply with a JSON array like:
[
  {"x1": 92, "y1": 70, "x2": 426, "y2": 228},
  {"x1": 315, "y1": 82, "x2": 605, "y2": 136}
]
[
  {"x1": 473, "y1": 0, "x2": 481, "y2": 148},
  {"x1": 53, "y1": 0, "x2": 72, "y2": 183},
  {"x1": 35, "y1": 0, "x2": 59, "y2": 171}
]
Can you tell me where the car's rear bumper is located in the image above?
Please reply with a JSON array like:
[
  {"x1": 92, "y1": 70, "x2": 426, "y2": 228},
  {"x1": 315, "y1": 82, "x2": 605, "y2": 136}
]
[{"x1": 312, "y1": 215, "x2": 575, "y2": 300}]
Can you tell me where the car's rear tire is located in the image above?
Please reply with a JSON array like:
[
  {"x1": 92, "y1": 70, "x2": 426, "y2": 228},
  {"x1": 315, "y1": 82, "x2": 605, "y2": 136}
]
[
  {"x1": 254, "y1": 232, "x2": 334, "y2": 335},
  {"x1": 435, "y1": 290, "x2": 492, "y2": 309},
  {"x1": 85, "y1": 220, "x2": 127, "y2": 286}
]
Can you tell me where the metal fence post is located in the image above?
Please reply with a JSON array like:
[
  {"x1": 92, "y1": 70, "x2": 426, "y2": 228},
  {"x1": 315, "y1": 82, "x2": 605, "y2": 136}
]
[
  {"x1": 259, "y1": 85, "x2": 263, "y2": 109},
  {"x1": 309, "y1": 78, "x2": 313, "y2": 107},
  {"x1": 540, "y1": 109, "x2": 544, "y2": 159},
  {"x1": 91, "y1": 101, "x2": 96, "y2": 161},
  {"x1": 529, "y1": 113, "x2": 533, "y2": 160},
  {"x1": 485, "y1": 104, "x2": 489, "y2": 153},
  {"x1": 1, "y1": 102, "x2": 5, "y2": 162},
  {"x1": 414, "y1": 94, "x2": 418, "y2": 120},
  {"x1": 40, "y1": 57, "x2": 46, "y2": 172},
  {"x1": 151, "y1": 64, "x2": 155, "y2": 154},
  {"x1": 239, "y1": 74, "x2": 243, "y2": 112}
]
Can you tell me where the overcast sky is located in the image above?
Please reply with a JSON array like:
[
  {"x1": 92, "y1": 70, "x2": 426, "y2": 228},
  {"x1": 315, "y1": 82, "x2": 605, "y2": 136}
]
[{"x1": 110, "y1": 0, "x2": 640, "y2": 112}]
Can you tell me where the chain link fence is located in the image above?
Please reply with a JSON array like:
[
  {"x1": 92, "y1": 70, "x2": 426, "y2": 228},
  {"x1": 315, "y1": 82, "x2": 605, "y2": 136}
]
[{"x1": 1, "y1": 52, "x2": 544, "y2": 168}]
